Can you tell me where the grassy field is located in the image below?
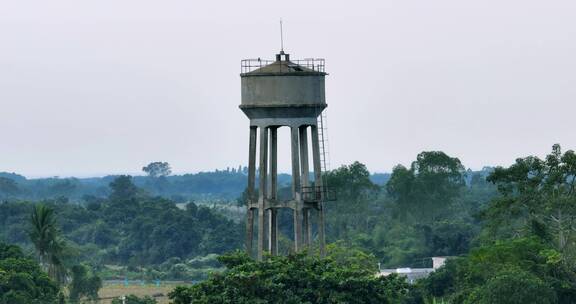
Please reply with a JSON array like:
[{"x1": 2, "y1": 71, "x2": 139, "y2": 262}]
[{"x1": 98, "y1": 282, "x2": 190, "y2": 304}]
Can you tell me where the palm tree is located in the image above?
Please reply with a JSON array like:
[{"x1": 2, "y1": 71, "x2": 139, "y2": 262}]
[
  {"x1": 29, "y1": 204, "x2": 67, "y2": 284},
  {"x1": 46, "y1": 236, "x2": 67, "y2": 284}
]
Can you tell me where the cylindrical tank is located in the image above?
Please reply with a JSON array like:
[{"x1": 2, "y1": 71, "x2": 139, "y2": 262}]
[{"x1": 240, "y1": 52, "x2": 327, "y2": 119}]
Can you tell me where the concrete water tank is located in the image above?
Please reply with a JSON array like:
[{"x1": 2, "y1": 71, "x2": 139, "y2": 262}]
[{"x1": 240, "y1": 52, "x2": 327, "y2": 119}]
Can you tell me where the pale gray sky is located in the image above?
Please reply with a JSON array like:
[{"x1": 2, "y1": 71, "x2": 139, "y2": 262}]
[{"x1": 1, "y1": 0, "x2": 575, "y2": 177}]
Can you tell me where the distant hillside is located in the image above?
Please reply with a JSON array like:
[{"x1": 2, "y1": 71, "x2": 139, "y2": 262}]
[
  {"x1": 370, "y1": 173, "x2": 391, "y2": 185},
  {"x1": 0, "y1": 167, "x2": 493, "y2": 202},
  {"x1": 0, "y1": 172, "x2": 26, "y2": 182},
  {"x1": 369, "y1": 168, "x2": 494, "y2": 186},
  {"x1": 0, "y1": 169, "x2": 292, "y2": 202}
]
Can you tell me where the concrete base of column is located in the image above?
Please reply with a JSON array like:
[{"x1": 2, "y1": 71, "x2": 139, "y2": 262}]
[
  {"x1": 268, "y1": 208, "x2": 278, "y2": 255},
  {"x1": 302, "y1": 209, "x2": 310, "y2": 249},
  {"x1": 246, "y1": 208, "x2": 254, "y2": 257},
  {"x1": 293, "y1": 207, "x2": 302, "y2": 252}
]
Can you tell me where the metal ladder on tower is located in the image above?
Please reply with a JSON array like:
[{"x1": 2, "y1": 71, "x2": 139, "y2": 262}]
[{"x1": 317, "y1": 110, "x2": 331, "y2": 195}]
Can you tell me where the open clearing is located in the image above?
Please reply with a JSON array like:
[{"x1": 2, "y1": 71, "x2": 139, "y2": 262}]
[{"x1": 98, "y1": 282, "x2": 190, "y2": 304}]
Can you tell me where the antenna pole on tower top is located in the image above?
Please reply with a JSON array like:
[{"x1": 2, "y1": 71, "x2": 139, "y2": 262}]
[{"x1": 280, "y1": 19, "x2": 284, "y2": 52}]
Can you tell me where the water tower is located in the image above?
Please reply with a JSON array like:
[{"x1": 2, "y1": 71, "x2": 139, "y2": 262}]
[{"x1": 240, "y1": 51, "x2": 332, "y2": 260}]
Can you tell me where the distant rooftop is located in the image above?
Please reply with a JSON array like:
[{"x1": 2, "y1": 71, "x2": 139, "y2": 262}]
[{"x1": 377, "y1": 257, "x2": 450, "y2": 284}]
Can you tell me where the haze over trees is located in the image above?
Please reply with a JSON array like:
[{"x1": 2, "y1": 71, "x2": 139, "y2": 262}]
[
  {"x1": 1, "y1": 145, "x2": 576, "y2": 302},
  {"x1": 0, "y1": 167, "x2": 293, "y2": 201},
  {"x1": 321, "y1": 153, "x2": 486, "y2": 268}
]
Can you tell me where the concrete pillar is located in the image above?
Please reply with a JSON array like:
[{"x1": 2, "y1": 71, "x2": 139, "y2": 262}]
[
  {"x1": 257, "y1": 126, "x2": 268, "y2": 261},
  {"x1": 291, "y1": 126, "x2": 302, "y2": 251},
  {"x1": 268, "y1": 127, "x2": 278, "y2": 256},
  {"x1": 290, "y1": 126, "x2": 301, "y2": 200},
  {"x1": 248, "y1": 126, "x2": 257, "y2": 199},
  {"x1": 307, "y1": 210, "x2": 312, "y2": 249},
  {"x1": 268, "y1": 208, "x2": 278, "y2": 255},
  {"x1": 246, "y1": 126, "x2": 257, "y2": 256},
  {"x1": 299, "y1": 126, "x2": 311, "y2": 249},
  {"x1": 303, "y1": 209, "x2": 311, "y2": 249},
  {"x1": 318, "y1": 204, "x2": 326, "y2": 257},
  {"x1": 293, "y1": 208, "x2": 302, "y2": 252},
  {"x1": 311, "y1": 125, "x2": 326, "y2": 257},
  {"x1": 246, "y1": 208, "x2": 254, "y2": 257},
  {"x1": 269, "y1": 127, "x2": 278, "y2": 200},
  {"x1": 299, "y1": 126, "x2": 310, "y2": 190}
]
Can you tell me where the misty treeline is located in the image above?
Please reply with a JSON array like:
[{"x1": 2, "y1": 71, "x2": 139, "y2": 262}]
[
  {"x1": 0, "y1": 167, "x2": 384, "y2": 203},
  {"x1": 2, "y1": 145, "x2": 576, "y2": 303},
  {"x1": 0, "y1": 167, "x2": 268, "y2": 201}
]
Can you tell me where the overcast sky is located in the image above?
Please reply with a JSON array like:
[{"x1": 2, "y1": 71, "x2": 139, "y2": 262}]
[{"x1": 1, "y1": 0, "x2": 575, "y2": 178}]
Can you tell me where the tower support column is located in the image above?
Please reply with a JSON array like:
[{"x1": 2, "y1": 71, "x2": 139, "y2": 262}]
[
  {"x1": 307, "y1": 210, "x2": 312, "y2": 250},
  {"x1": 303, "y1": 209, "x2": 310, "y2": 249},
  {"x1": 268, "y1": 208, "x2": 278, "y2": 255},
  {"x1": 257, "y1": 126, "x2": 269, "y2": 261},
  {"x1": 299, "y1": 126, "x2": 310, "y2": 190},
  {"x1": 246, "y1": 126, "x2": 257, "y2": 256},
  {"x1": 299, "y1": 126, "x2": 311, "y2": 249},
  {"x1": 291, "y1": 126, "x2": 302, "y2": 252},
  {"x1": 269, "y1": 127, "x2": 278, "y2": 200},
  {"x1": 291, "y1": 126, "x2": 301, "y2": 200},
  {"x1": 246, "y1": 209, "x2": 254, "y2": 256},
  {"x1": 268, "y1": 127, "x2": 278, "y2": 256}
]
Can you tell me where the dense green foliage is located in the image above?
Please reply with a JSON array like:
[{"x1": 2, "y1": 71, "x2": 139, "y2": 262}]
[
  {"x1": 0, "y1": 176, "x2": 242, "y2": 277},
  {"x1": 416, "y1": 238, "x2": 573, "y2": 303},
  {"x1": 387, "y1": 151, "x2": 465, "y2": 222},
  {"x1": 414, "y1": 145, "x2": 576, "y2": 303},
  {"x1": 142, "y1": 162, "x2": 172, "y2": 178},
  {"x1": 28, "y1": 204, "x2": 67, "y2": 284},
  {"x1": 324, "y1": 156, "x2": 494, "y2": 268},
  {"x1": 68, "y1": 264, "x2": 102, "y2": 303},
  {"x1": 0, "y1": 242, "x2": 61, "y2": 304},
  {"x1": 3, "y1": 202, "x2": 155, "y2": 303},
  {"x1": 169, "y1": 246, "x2": 408, "y2": 304}
]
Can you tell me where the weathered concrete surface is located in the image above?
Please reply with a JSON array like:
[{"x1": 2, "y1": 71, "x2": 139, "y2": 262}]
[
  {"x1": 241, "y1": 75, "x2": 326, "y2": 107},
  {"x1": 257, "y1": 127, "x2": 269, "y2": 261}
]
